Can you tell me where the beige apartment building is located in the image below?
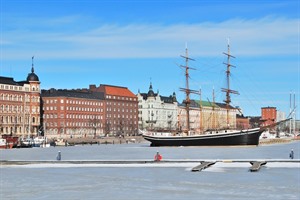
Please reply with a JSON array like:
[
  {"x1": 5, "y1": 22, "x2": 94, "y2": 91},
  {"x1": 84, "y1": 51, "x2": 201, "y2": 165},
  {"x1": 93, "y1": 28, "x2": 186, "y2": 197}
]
[
  {"x1": 0, "y1": 66, "x2": 41, "y2": 137},
  {"x1": 178, "y1": 100, "x2": 237, "y2": 132}
]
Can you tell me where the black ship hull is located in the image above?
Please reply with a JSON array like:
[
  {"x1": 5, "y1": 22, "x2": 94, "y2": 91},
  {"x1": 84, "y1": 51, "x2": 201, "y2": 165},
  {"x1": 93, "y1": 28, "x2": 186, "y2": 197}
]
[{"x1": 142, "y1": 128, "x2": 263, "y2": 147}]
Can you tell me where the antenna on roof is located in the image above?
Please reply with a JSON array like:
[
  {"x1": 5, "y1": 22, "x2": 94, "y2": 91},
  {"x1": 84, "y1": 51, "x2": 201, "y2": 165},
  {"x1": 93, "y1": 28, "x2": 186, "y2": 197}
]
[{"x1": 31, "y1": 56, "x2": 34, "y2": 73}]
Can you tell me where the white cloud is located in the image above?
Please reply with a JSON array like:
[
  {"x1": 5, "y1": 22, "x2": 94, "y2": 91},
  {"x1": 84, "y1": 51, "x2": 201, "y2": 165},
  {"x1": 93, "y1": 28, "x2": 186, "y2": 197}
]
[{"x1": 1, "y1": 16, "x2": 298, "y2": 59}]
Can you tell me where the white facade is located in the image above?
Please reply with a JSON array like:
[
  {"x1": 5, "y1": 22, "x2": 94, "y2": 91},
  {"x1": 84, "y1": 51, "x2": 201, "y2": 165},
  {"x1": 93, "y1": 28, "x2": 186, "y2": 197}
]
[
  {"x1": 137, "y1": 83, "x2": 178, "y2": 131},
  {"x1": 137, "y1": 84, "x2": 238, "y2": 132},
  {"x1": 276, "y1": 110, "x2": 286, "y2": 122}
]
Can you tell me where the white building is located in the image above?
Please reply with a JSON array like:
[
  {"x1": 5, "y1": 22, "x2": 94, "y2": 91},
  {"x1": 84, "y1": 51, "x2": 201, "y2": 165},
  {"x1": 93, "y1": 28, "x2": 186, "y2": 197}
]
[
  {"x1": 137, "y1": 83, "x2": 237, "y2": 132},
  {"x1": 137, "y1": 83, "x2": 178, "y2": 131},
  {"x1": 276, "y1": 110, "x2": 286, "y2": 122}
]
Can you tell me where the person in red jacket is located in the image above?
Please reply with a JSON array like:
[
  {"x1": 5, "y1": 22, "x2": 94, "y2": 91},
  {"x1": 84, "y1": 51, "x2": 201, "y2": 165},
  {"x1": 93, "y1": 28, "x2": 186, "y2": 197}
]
[{"x1": 154, "y1": 151, "x2": 162, "y2": 161}]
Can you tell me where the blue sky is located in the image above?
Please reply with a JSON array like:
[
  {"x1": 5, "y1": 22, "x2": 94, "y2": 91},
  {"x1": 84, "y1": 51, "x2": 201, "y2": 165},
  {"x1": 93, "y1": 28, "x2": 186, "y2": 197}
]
[{"x1": 0, "y1": 0, "x2": 299, "y2": 117}]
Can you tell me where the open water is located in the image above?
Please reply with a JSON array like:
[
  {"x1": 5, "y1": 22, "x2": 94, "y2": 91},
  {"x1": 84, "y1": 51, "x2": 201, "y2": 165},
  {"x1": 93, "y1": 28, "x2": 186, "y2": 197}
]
[{"x1": 1, "y1": 141, "x2": 300, "y2": 200}]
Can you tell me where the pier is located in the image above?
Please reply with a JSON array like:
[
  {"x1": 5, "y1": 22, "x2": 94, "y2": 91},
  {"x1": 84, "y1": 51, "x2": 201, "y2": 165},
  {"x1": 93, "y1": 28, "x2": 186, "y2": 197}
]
[
  {"x1": 191, "y1": 161, "x2": 216, "y2": 172},
  {"x1": 1, "y1": 159, "x2": 299, "y2": 173},
  {"x1": 249, "y1": 161, "x2": 267, "y2": 172}
]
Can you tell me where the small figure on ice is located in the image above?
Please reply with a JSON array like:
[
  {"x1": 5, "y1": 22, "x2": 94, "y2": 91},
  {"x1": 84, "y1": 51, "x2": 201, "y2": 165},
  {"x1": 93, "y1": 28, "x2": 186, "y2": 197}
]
[
  {"x1": 154, "y1": 151, "x2": 162, "y2": 162},
  {"x1": 56, "y1": 151, "x2": 61, "y2": 161},
  {"x1": 289, "y1": 149, "x2": 294, "y2": 159}
]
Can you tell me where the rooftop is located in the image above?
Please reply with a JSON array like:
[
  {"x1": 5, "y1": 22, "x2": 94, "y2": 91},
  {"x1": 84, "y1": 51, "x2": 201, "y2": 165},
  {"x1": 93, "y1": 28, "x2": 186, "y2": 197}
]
[
  {"x1": 0, "y1": 76, "x2": 27, "y2": 86},
  {"x1": 101, "y1": 84, "x2": 136, "y2": 98},
  {"x1": 41, "y1": 89, "x2": 104, "y2": 100}
]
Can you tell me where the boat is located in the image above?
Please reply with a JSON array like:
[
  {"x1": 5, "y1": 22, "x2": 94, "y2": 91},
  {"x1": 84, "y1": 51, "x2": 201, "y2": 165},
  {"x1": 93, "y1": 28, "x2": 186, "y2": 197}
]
[
  {"x1": 0, "y1": 138, "x2": 14, "y2": 149},
  {"x1": 2, "y1": 134, "x2": 19, "y2": 148},
  {"x1": 142, "y1": 128, "x2": 264, "y2": 146},
  {"x1": 32, "y1": 136, "x2": 47, "y2": 147},
  {"x1": 142, "y1": 42, "x2": 266, "y2": 146},
  {"x1": 40, "y1": 142, "x2": 51, "y2": 148},
  {"x1": 54, "y1": 138, "x2": 69, "y2": 146},
  {"x1": 18, "y1": 137, "x2": 33, "y2": 148}
]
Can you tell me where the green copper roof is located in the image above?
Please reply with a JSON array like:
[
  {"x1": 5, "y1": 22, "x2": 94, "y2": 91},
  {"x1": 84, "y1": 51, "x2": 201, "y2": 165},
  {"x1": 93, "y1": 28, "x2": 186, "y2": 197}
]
[{"x1": 194, "y1": 100, "x2": 220, "y2": 108}]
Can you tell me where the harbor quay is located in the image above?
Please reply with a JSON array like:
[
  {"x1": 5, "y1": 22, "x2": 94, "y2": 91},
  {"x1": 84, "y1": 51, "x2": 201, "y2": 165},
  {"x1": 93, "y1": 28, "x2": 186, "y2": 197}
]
[
  {"x1": 63, "y1": 135, "x2": 299, "y2": 146},
  {"x1": 50, "y1": 135, "x2": 146, "y2": 146},
  {"x1": 259, "y1": 137, "x2": 300, "y2": 145},
  {"x1": 47, "y1": 135, "x2": 299, "y2": 146}
]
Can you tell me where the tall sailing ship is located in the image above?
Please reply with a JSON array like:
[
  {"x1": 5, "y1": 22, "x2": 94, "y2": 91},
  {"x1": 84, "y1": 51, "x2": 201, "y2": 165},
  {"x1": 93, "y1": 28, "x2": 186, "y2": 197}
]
[{"x1": 142, "y1": 43, "x2": 265, "y2": 146}]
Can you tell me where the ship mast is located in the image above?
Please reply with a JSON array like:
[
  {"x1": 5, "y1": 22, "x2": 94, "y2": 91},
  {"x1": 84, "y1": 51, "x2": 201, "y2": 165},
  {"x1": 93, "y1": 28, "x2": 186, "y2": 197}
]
[
  {"x1": 212, "y1": 87, "x2": 216, "y2": 130},
  {"x1": 199, "y1": 88, "x2": 203, "y2": 132},
  {"x1": 180, "y1": 45, "x2": 200, "y2": 134},
  {"x1": 221, "y1": 40, "x2": 239, "y2": 129}
]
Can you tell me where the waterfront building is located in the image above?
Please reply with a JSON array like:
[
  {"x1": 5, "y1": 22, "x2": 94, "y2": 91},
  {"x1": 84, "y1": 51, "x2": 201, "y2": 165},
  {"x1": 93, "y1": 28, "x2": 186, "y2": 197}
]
[
  {"x1": 236, "y1": 114, "x2": 250, "y2": 129},
  {"x1": 177, "y1": 100, "x2": 200, "y2": 132},
  {"x1": 41, "y1": 89, "x2": 105, "y2": 139},
  {"x1": 275, "y1": 110, "x2": 287, "y2": 132},
  {"x1": 0, "y1": 63, "x2": 41, "y2": 137},
  {"x1": 178, "y1": 100, "x2": 237, "y2": 132},
  {"x1": 41, "y1": 84, "x2": 138, "y2": 138},
  {"x1": 214, "y1": 103, "x2": 237, "y2": 129},
  {"x1": 261, "y1": 106, "x2": 277, "y2": 127},
  {"x1": 248, "y1": 116, "x2": 261, "y2": 128},
  {"x1": 276, "y1": 110, "x2": 286, "y2": 122},
  {"x1": 89, "y1": 84, "x2": 138, "y2": 136},
  {"x1": 137, "y1": 83, "x2": 178, "y2": 131},
  {"x1": 137, "y1": 88, "x2": 237, "y2": 132}
]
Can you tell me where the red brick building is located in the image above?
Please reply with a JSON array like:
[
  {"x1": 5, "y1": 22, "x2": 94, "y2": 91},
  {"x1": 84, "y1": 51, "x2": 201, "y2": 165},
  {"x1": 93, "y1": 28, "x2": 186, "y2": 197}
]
[
  {"x1": 261, "y1": 107, "x2": 277, "y2": 127},
  {"x1": 0, "y1": 65, "x2": 41, "y2": 138},
  {"x1": 236, "y1": 114, "x2": 250, "y2": 129},
  {"x1": 89, "y1": 84, "x2": 138, "y2": 136},
  {"x1": 41, "y1": 84, "x2": 138, "y2": 139},
  {"x1": 41, "y1": 89, "x2": 104, "y2": 138}
]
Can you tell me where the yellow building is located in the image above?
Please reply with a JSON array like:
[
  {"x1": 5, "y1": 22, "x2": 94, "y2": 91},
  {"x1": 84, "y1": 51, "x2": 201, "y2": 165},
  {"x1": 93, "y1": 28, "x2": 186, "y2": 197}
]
[{"x1": 178, "y1": 100, "x2": 237, "y2": 132}]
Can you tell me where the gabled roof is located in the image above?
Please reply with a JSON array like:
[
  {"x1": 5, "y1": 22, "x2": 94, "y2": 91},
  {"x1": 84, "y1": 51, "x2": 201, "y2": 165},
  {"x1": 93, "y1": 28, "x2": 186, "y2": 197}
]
[
  {"x1": 139, "y1": 93, "x2": 148, "y2": 100},
  {"x1": 139, "y1": 92, "x2": 158, "y2": 100},
  {"x1": 101, "y1": 84, "x2": 136, "y2": 98},
  {"x1": 179, "y1": 100, "x2": 236, "y2": 109},
  {"x1": 195, "y1": 100, "x2": 218, "y2": 107},
  {"x1": 139, "y1": 92, "x2": 176, "y2": 104},
  {"x1": 160, "y1": 96, "x2": 175, "y2": 104},
  {"x1": 215, "y1": 102, "x2": 235, "y2": 109},
  {"x1": 185, "y1": 100, "x2": 218, "y2": 108}
]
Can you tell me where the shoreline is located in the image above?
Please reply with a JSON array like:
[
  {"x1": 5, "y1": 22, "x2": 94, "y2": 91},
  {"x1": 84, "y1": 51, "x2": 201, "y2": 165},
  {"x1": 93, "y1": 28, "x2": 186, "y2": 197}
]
[
  {"x1": 58, "y1": 136, "x2": 146, "y2": 146},
  {"x1": 259, "y1": 137, "x2": 299, "y2": 145},
  {"x1": 3, "y1": 136, "x2": 299, "y2": 148},
  {"x1": 58, "y1": 136, "x2": 298, "y2": 146}
]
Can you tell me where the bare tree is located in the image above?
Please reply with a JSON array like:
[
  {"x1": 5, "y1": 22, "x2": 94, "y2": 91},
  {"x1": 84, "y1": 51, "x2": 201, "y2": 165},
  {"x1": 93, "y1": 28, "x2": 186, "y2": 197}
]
[{"x1": 89, "y1": 115, "x2": 101, "y2": 138}]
